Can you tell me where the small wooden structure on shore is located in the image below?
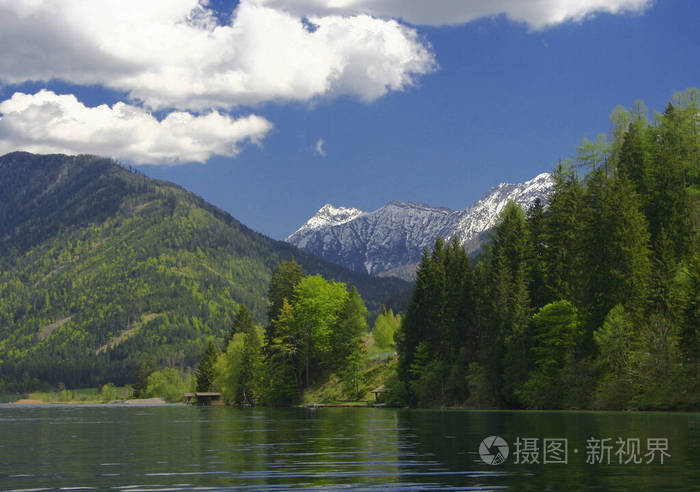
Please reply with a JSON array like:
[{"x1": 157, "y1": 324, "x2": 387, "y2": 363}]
[
  {"x1": 371, "y1": 385, "x2": 387, "y2": 403},
  {"x1": 184, "y1": 392, "x2": 223, "y2": 406}
]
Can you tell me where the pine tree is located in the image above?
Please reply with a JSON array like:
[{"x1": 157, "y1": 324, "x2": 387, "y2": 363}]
[
  {"x1": 396, "y1": 248, "x2": 434, "y2": 395},
  {"x1": 228, "y1": 304, "x2": 254, "y2": 346},
  {"x1": 266, "y1": 259, "x2": 304, "y2": 342},
  {"x1": 334, "y1": 287, "x2": 368, "y2": 397},
  {"x1": 519, "y1": 300, "x2": 581, "y2": 409},
  {"x1": 488, "y1": 202, "x2": 532, "y2": 406},
  {"x1": 238, "y1": 322, "x2": 264, "y2": 405},
  {"x1": 264, "y1": 298, "x2": 302, "y2": 404},
  {"x1": 582, "y1": 172, "x2": 651, "y2": 331},
  {"x1": 527, "y1": 198, "x2": 550, "y2": 308},
  {"x1": 332, "y1": 286, "x2": 367, "y2": 367},
  {"x1": 543, "y1": 161, "x2": 585, "y2": 304},
  {"x1": 196, "y1": 341, "x2": 218, "y2": 392}
]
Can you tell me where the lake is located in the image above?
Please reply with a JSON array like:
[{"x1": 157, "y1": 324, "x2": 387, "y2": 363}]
[{"x1": 0, "y1": 405, "x2": 698, "y2": 491}]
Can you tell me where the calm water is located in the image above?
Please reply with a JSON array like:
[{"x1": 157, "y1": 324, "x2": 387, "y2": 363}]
[{"x1": 0, "y1": 405, "x2": 698, "y2": 491}]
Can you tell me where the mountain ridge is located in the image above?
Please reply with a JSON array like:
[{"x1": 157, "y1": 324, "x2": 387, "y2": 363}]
[
  {"x1": 286, "y1": 172, "x2": 554, "y2": 278},
  {"x1": 0, "y1": 151, "x2": 410, "y2": 391}
]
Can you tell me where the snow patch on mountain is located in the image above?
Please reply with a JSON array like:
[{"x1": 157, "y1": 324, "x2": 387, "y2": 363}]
[
  {"x1": 286, "y1": 172, "x2": 554, "y2": 277},
  {"x1": 292, "y1": 204, "x2": 365, "y2": 237}
]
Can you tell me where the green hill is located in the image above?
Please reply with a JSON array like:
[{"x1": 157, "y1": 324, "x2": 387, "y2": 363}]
[{"x1": 0, "y1": 152, "x2": 410, "y2": 391}]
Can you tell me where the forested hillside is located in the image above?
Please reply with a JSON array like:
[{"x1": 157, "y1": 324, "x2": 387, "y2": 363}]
[
  {"x1": 0, "y1": 152, "x2": 409, "y2": 392},
  {"x1": 394, "y1": 89, "x2": 700, "y2": 411}
]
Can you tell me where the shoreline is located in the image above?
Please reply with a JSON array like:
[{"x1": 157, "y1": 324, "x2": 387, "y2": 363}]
[{"x1": 6, "y1": 397, "x2": 171, "y2": 406}]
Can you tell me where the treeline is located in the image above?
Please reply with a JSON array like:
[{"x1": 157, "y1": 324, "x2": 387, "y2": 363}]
[
  {"x1": 394, "y1": 89, "x2": 700, "y2": 410},
  {"x1": 195, "y1": 260, "x2": 369, "y2": 405}
]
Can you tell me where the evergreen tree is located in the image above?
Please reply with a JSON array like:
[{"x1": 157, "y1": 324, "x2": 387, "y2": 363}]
[
  {"x1": 266, "y1": 259, "x2": 304, "y2": 342},
  {"x1": 519, "y1": 300, "x2": 581, "y2": 409},
  {"x1": 593, "y1": 304, "x2": 636, "y2": 409},
  {"x1": 647, "y1": 103, "x2": 691, "y2": 255},
  {"x1": 332, "y1": 286, "x2": 368, "y2": 369},
  {"x1": 228, "y1": 304, "x2": 254, "y2": 346},
  {"x1": 581, "y1": 171, "x2": 652, "y2": 332},
  {"x1": 132, "y1": 357, "x2": 157, "y2": 398},
  {"x1": 543, "y1": 161, "x2": 585, "y2": 304},
  {"x1": 682, "y1": 240, "x2": 700, "y2": 364},
  {"x1": 264, "y1": 298, "x2": 302, "y2": 404},
  {"x1": 238, "y1": 322, "x2": 264, "y2": 405},
  {"x1": 527, "y1": 198, "x2": 551, "y2": 308},
  {"x1": 488, "y1": 202, "x2": 532, "y2": 406},
  {"x1": 196, "y1": 341, "x2": 218, "y2": 392},
  {"x1": 396, "y1": 248, "x2": 434, "y2": 399},
  {"x1": 334, "y1": 288, "x2": 368, "y2": 397}
]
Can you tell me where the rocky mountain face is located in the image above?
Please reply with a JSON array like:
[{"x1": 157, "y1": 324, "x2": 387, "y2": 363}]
[{"x1": 286, "y1": 173, "x2": 554, "y2": 279}]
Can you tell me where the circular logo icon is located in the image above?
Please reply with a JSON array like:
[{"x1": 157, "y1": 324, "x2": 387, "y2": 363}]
[{"x1": 479, "y1": 435, "x2": 509, "y2": 465}]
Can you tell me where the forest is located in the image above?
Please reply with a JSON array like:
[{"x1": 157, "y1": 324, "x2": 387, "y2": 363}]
[
  {"x1": 193, "y1": 259, "x2": 373, "y2": 405},
  {"x1": 392, "y1": 89, "x2": 700, "y2": 410},
  {"x1": 0, "y1": 152, "x2": 409, "y2": 393}
]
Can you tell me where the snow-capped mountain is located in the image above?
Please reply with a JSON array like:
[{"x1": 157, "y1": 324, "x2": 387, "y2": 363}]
[{"x1": 286, "y1": 173, "x2": 554, "y2": 278}]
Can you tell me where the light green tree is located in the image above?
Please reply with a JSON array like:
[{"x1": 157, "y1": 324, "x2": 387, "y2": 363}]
[
  {"x1": 373, "y1": 308, "x2": 401, "y2": 349},
  {"x1": 293, "y1": 275, "x2": 348, "y2": 386}
]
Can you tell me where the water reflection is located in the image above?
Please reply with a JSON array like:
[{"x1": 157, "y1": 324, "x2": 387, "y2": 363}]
[{"x1": 0, "y1": 405, "x2": 697, "y2": 490}]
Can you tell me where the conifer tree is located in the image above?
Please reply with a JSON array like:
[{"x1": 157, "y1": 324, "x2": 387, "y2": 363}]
[
  {"x1": 527, "y1": 198, "x2": 550, "y2": 308},
  {"x1": 228, "y1": 304, "x2": 254, "y2": 346},
  {"x1": 488, "y1": 202, "x2": 532, "y2": 406},
  {"x1": 196, "y1": 341, "x2": 218, "y2": 392},
  {"x1": 520, "y1": 300, "x2": 581, "y2": 409},
  {"x1": 543, "y1": 162, "x2": 585, "y2": 304},
  {"x1": 266, "y1": 259, "x2": 304, "y2": 342},
  {"x1": 264, "y1": 298, "x2": 302, "y2": 404}
]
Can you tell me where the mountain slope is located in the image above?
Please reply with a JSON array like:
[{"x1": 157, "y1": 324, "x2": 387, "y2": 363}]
[
  {"x1": 0, "y1": 152, "x2": 409, "y2": 391},
  {"x1": 286, "y1": 173, "x2": 554, "y2": 277}
]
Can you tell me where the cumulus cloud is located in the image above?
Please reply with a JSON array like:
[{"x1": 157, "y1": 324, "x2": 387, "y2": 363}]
[
  {"x1": 0, "y1": 0, "x2": 436, "y2": 110},
  {"x1": 0, "y1": 90, "x2": 273, "y2": 165},
  {"x1": 263, "y1": 0, "x2": 652, "y2": 29},
  {"x1": 314, "y1": 138, "x2": 326, "y2": 156},
  {"x1": 0, "y1": 0, "x2": 651, "y2": 164}
]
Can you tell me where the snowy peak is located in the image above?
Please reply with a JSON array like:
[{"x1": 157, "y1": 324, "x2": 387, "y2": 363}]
[
  {"x1": 450, "y1": 172, "x2": 554, "y2": 253},
  {"x1": 287, "y1": 204, "x2": 365, "y2": 238},
  {"x1": 286, "y1": 172, "x2": 554, "y2": 278}
]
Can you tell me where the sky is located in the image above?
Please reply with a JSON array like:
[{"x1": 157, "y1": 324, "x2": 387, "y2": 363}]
[{"x1": 0, "y1": 0, "x2": 698, "y2": 239}]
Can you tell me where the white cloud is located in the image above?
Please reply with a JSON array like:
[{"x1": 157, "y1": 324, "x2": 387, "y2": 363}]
[
  {"x1": 0, "y1": 0, "x2": 436, "y2": 110},
  {"x1": 0, "y1": 0, "x2": 651, "y2": 164},
  {"x1": 263, "y1": 0, "x2": 652, "y2": 29},
  {"x1": 0, "y1": 90, "x2": 273, "y2": 165},
  {"x1": 315, "y1": 138, "x2": 326, "y2": 156}
]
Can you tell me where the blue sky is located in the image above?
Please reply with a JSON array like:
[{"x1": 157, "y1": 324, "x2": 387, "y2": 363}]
[{"x1": 0, "y1": 0, "x2": 698, "y2": 239}]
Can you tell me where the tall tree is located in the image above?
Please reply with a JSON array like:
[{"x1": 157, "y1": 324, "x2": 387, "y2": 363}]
[
  {"x1": 527, "y1": 198, "x2": 550, "y2": 308},
  {"x1": 334, "y1": 287, "x2": 368, "y2": 397},
  {"x1": 292, "y1": 275, "x2": 348, "y2": 386},
  {"x1": 196, "y1": 341, "x2": 218, "y2": 392},
  {"x1": 264, "y1": 298, "x2": 302, "y2": 404},
  {"x1": 487, "y1": 202, "x2": 532, "y2": 406},
  {"x1": 581, "y1": 171, "x2": 652, "y2": 332},
  {"x1": 543, "y1": 161, "x2": 585, "y2": 304},
  {"x1": 228, "y1": 304, "x2": 254, "y2": 346},
  {"x1": 266, "y1": 259, "x2": 304, "y2": 342},
  {"x1": 519, "y1": 300, "x2": 581, "y2": 409}
]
